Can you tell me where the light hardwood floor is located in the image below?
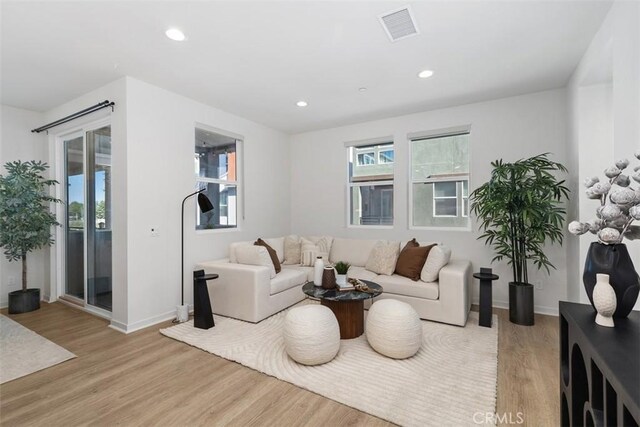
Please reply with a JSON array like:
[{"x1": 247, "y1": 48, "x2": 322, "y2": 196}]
[{"x1": 0, "y1": 303, "x2": 559, "y2": 426}]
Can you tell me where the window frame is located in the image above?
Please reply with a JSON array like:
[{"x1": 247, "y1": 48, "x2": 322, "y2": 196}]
[
  {"x1": 194, "y1": 124, "x2": 244, "y2": 233},
  {"x1": 346, "y1": 140, "x2": 395, "y2": 229},
  {"x1": 408, "y1": 127, "x2": 472, "y2": 231},
  {"x1": 432, "y1": 181, "x2": 459, "y2": 218}
]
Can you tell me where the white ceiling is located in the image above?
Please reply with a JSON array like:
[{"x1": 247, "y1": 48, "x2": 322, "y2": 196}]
[{"x1": 1, "y1": 1, "x2": 612, "y2": 134}]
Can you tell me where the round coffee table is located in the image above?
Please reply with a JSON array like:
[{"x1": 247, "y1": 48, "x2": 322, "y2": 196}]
[{"x1": 302, "y1": 281, "x2": 383, "y2": 339}]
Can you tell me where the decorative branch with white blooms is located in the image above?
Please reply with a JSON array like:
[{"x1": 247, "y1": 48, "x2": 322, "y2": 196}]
[{"x1": 568, "y1": 150, "x2": 640, "y2": 244}]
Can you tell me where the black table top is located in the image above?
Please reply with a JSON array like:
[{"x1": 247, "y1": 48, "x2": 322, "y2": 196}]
[
  {"x1": 302, "y1": 280, "x2": 383, "y2": 301},
  {"x1": 473, "y1": 272, "x2": 499, "y2": 281},
  {"x1": 560, "y1": 301, "x2": 640, "y2": 411},
  {"x1": 195, "y1": 273, "x2": 219, "y2": 281}
]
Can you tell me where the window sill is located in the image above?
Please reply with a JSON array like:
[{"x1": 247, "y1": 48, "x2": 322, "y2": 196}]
[
  {"x1": 347, "y1": 224, "x2": 394, "y2": 230},
  {"x1": 196, "y1": 227, "x2": 241, "y2": 234},
  {"x1": 409, "y1": 225, "x2": 472, "y2": 232}
]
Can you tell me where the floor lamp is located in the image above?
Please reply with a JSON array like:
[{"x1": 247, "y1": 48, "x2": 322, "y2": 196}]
[{"x1": 177, "y1": 188, "x2": 214, "y2": 322}]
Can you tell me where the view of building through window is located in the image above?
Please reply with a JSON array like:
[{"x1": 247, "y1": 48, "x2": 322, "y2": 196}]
[
  {"x1": 348, "y1": 143, "x2": 394, "y2": 226},
  {"x1": 195, "y1": 128, "x2": 240, "y2": 229},
  {"x1": 411, "y1": 132, "x2": 470, "y2": 228}
]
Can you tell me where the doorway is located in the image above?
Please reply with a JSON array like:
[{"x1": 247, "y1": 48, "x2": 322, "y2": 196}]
[{"x1": 62, "y1": 123, "x2": 112, "y2": 313}]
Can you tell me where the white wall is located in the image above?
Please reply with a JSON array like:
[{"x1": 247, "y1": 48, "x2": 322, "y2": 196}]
[
  {"x1": 122, "y1": 78, "x2": 291, "y2": 331},
  {"x1": 0, "y1": 105, "x2": 47, "y2": 307},
  {"x1": 566, "y1": 0, "x2": 640, "y2": 309},
  {"x1": 290, "y1": 89, "x2": 568, "y2": 315}
]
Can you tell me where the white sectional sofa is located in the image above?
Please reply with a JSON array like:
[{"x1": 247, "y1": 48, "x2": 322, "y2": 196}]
[{"x1": 196, "y1": 236, "x2": 472, "y2": 326}]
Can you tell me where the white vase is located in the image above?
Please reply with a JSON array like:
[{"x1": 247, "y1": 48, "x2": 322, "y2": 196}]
[
  {"x1": 313, "y1": 257, "x2": 324, "y2": 286},
  {"x1": 336, "y1": 274, "x2": 347, "y2": 286},
  {"x1": 593, "y1": 273, "x2": 616, "y2": 328}
]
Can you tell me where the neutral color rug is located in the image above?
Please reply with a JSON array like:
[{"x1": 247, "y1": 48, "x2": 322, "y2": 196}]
[
  {"x1": 0, "y1": 315, "x2": 76, "y2": 384},
  {"x1": 161, "y1": 302, "x2": 498, "y2": 426}
]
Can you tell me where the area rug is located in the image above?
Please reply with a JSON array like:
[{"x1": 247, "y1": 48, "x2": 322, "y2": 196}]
[
  {"x1": 160, "y1": 302, "x2": 498, "y2": 426},
  {"x1": 0, "y1": 315, "x2": 76, "y2": 384}
]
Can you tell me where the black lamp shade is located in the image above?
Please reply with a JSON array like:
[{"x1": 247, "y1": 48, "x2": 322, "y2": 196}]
[{"x1": 197, "y1": 192, "x2": 214, "y2": 213}]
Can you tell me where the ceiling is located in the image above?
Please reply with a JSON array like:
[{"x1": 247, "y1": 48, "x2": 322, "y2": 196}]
[{"x1": 1, "y1": 1, "x2": 612, "y2": 134}]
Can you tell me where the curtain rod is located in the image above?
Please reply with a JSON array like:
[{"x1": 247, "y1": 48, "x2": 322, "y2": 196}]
[{"x1": 31, "y1": 100, "x2": 115, "y2": 133}]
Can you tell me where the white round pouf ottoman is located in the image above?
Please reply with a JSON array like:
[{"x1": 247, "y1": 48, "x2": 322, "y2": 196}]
[
  {"x1": 366, "y1": 299, "x2": 423, "y2": 359},
  {"x1": 283, "y1": 305, "x2": 340, "y2": 366}
]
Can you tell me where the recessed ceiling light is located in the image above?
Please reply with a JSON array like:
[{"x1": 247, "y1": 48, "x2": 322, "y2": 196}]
[
  {"x1": 165, "y1": 28, "x2": 186, "y2": 41},
  {"x1": 359, "y1": 87, "x2": 368, "y2": 92},
  {"x1": 418, "y1": 70, "x2": 434, "y2": 79},
  {"x1": 296, "y1": 101, "x2": 308, "y2": 107}
]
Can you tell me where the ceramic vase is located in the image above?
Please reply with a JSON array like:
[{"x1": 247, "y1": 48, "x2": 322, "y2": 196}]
[
  {"x1": 583, "y1": 242, "x2": 640, "y2": 318},
  {"x1": 313, "y1": 256, "x2": 324, "y2": 286},
  {"x1": 593, "y1": 273, "x2": 616, "y2": 328},
  {"x1": 322, "y1": 266, "x2": 337, "y2": 289}
]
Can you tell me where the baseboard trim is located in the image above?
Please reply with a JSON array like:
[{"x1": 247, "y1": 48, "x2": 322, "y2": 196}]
[
  {"x1": 109, "y1": 308, "x2": 184, "y2": 334},
  {"x1": 472, "y1": 299, "x2": 559, "y2": 317}
]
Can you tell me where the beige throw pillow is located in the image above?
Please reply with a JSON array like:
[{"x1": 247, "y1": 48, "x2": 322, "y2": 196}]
[
  {"x1": 300, "y1": 237, "x2": 331, "y2": 266},
  {"x1": 365, "y1": 241, "x2": 400, "y2": 276},
  {"x1": 235, "y1": 245, "x2": 277, "y2": 279},
  {"x1": 420, "y1": 245, "x2": 451, "y2": 282},
  {"x1": 283, "y1": 235, "x2": 301, "y2": 265}
]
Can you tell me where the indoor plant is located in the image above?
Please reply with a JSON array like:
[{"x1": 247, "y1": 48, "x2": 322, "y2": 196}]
[
  {"x1": 567, "y1": 152, "x2": 640, "y2": 318},
  {"x1": 470, "y1": 153, "x2": 569, "y2": 325},
  {"x1": 334, "y1": 261, "x2": 351, "y2": 286},
  {"x1": 0, "y1": 160, "x2": 61, "y2": 313}
]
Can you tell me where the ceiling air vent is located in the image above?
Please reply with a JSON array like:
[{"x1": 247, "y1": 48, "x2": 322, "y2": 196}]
[{"x1": 378, "y1": 5, "x2": 420, "y2": 42}]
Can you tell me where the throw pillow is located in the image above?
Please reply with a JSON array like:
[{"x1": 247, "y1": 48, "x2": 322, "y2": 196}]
[
  {"x1": 283, "y1": 235, "x2": 301, "y2": 265},
  {"x1": 365, "y1": 241, "x2": 400, "y2": 275},
  {"x1": 300, "y1": 237, "x2": 330, "y2": 266},
  {"x1": 229, "y1": 241, "x2": 253, "y2": 263},
  {"x1": 421, "y1": 245, "x2": 452, "y2": 282},
  {"x1": 235, "y1": 245, "x2": 276, "y2": 279},
  {"x1": 255, "y1": 238, "x2": 281, "y2": 273},
  {"x1": 263, "y1": 237, "x2": 285, "y2": 263},
  {"x1": 394, "y1": 239, "x2": 436, "y2": 281}
]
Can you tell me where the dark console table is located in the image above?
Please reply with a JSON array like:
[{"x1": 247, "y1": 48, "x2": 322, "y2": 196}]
[{"x1": 559, "y1": 301, "x2": 639, "y2": 427}]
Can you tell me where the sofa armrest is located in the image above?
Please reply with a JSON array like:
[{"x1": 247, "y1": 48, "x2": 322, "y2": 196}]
[
  {"x1": 437, "y1": 259, "x2": 472, "y2": 325},
  {"x1": 196, "y1": 260, "x2": 271, "y2": 322}
]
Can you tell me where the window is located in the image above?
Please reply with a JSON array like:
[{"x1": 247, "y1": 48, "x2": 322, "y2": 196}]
[
  {"x1": 411, "y1": 132, "x2": 470, "y2": 228},
  {"x1": 348, "y1": 142, "x2": 394, "y2": 226},
  {"x1": 194, "y1": 127, "x2": 241, "y2": 229}
]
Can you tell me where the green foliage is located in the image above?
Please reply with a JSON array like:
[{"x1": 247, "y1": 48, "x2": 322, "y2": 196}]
[
  {"x1": 95, "y1": 200, "x2": 105, "y2": 220},
  {"x1": 470, "y1": 153, "x2": 569, "y2": 285},
  {"x1": 334, "y1": 261, "x2": 351, "y2": 275},
  {"x1": 0, "y1": 161, "x2": 61, "y2": 289}
]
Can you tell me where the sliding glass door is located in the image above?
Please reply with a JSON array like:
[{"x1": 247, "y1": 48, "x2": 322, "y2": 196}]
[{"x1": 63, "y1": 124, "x2": 112, "y2": 312}]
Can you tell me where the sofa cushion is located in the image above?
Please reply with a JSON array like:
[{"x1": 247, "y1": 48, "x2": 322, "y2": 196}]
[
  {"x1": 345, "y1": 266, "x2": 379, "y2": 282},
  {"x1": 263, "y1": 237, "x2": 285, "y2": 263},
  {"x1": 394, "y1": 239, "x2": 435, "y2": 281},
  {"x1": 300, "y1": 237, "x2": 331, "y2": 266},
  {"x1": 282, "y1": 265, "x2": 314, "y2": 282},
  {"x1": 270, "y1": 268, "x2": 307, "y2": 295},
  {"x1": 421, "y1": 245, "x2": 452, "y2": 282},
  {"x1": 376, "y1": 275, "x2": 439, "y2": 300},
  {"x1": 365, "y1": 241, "x2": 400, "y2": 275},
  {"x1": 255, "y1": 238, "x2": 281, "y2": 273},
  {"x1": 283, "y1": 235, "x2": 301, "y2": 265},
  {"x1": 229, "y1": 240, "x2": 253, "y2": 263},
  {"x1": 329, "y1": 238, "x2": 379, "y2": 267},
  {"x1": 236, "y1": 245, "x2": 276, "y2": 278}
]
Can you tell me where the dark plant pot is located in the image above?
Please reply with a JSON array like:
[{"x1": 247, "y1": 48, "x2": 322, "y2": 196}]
[
  {"x1": 509, "y1": 282, "x2": 534, "y2": 326},
  {"x1": 583, "y1": 242, "x2": 639, "y2": 318},
  {"x1": 8, "y1": 288, "x2": 40, "y2": 314}
]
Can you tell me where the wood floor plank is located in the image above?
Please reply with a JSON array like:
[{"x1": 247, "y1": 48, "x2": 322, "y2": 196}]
[{"x1": 1, "y1": 302, "x2": 558, "y2": 426}]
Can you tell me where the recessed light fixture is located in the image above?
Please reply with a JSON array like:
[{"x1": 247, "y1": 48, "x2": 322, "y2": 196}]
[
  {"x1": 296, "y1": 101, "x2": 308, "y2": 107},
  {"x1": 418, "y1": 70, "x2": 434, "y2": 79},
  {"x1": 358, "y1": 87, "x2": 368, "y2": 92},
  {"x1": 165, "y1": 28, "x2": 186, "y2": 41}
]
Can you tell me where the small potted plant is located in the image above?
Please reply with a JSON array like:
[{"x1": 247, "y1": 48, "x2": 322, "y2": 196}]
[
  {"x1": 0, "y1": 161, "x2": 61, "y2": 314},
  {"x1": 334, "y1": 261, "x2": 351, "y2": 286}
]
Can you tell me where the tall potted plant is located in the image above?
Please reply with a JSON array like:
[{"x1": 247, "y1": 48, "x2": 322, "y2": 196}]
[
  {"x1": 470, "y1": 153, "x2": 569, "y2": 325},
  {"x1": 0, "y1": 160, "x2": 61, "y2": 314}
]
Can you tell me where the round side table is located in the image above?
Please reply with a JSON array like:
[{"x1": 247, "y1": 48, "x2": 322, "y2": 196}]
[{"x1": 473, "y1": 268, "x2": 499, "y2": 328}]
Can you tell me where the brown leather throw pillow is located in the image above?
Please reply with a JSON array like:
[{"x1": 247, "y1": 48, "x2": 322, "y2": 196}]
[
  {"x1": 394, "y1": 239, "x2": 435, "y2": 281},
  {"x1": 254, "y1": 238, "x2": 281, "y2": 273}
]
